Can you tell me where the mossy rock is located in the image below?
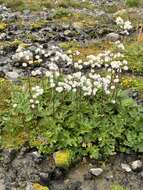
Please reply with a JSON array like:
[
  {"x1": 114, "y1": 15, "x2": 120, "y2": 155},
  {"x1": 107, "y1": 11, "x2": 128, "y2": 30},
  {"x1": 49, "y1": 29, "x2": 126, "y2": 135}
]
[
  {"x1": 33, "y1": 183, "x2": 49, "y2": 190},
  {"x1": 54, "y1": 150, "x2": 72, "y2": 168}
]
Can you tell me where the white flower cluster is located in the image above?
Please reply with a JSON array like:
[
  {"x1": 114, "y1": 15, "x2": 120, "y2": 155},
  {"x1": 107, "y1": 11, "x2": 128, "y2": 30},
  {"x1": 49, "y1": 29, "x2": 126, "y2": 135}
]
[
  {"x1": 30, "y1": 86, "x2": 44, "y2": 108},
  {"x1": 45, "y1": 41, "x2": 128, "y2": 99},
  {"x1": 116, "y1": 17, "x2": 133, "y2": 35}
]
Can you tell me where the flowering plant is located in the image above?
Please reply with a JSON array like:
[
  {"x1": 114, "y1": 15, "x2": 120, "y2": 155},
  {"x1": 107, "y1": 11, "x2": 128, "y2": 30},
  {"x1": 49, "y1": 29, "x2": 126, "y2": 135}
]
[{"x1": 2, "y1": 19, "x2": 143, "y2": 159}]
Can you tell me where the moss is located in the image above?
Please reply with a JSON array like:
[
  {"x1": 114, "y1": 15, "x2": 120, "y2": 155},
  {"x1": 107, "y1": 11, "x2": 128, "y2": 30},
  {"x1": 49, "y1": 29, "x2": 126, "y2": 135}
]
[
  {"x1": 0, "y1": 22, "x2": 7, "y2": 32},
  {"x1": 0, "y1": 79, "x2": 11, "y2": 113},
  {"x1": 1, "y1": 131, "x2": 29, "y2": 149},
  {"x1": 31, "y1": 20, "x2": 48, "y2": 30},
  {"x1": 59, "y1": 41, "x2": 80, "y2": 50},
  {"x1": 0, "y1": 40, "x2": 24, "y2": 52},
  {"x1": 54, "y1": 150, "x2": 72, "y2": 168},
  {"x1": 72, "y1": 41, "x2": 112, "y2": 61},
  {"x1": 33, "y1": 183, "x2": 49, "y2": 190},
  {"x1": 121, "y1": 75, "x2": 143, "y2": 92},
  {"x1": 111, "y1": 184, "x2": 127, "y2": 190}
]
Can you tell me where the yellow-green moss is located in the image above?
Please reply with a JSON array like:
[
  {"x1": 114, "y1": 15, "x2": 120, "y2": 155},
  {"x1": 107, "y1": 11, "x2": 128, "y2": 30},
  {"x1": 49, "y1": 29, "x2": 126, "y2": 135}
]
[
  {"x1": 31, "y1": 20, "x2": 48, "y2": 30},
  {"x1": 122, "y1": 75, "x2": 143, "y2": 92},
  {"x1": 0, "y1": 79, "x2": 11, "y2": 113},
  {"x1": 0, "y1": 40, "x2": 24, "y2": 50},
  {"x1": 0, "y1": 22, "x2": 7, "y2": 32},
  {"x1": 1, "y1": 131, "x2": 29, "y2": 149},
  {"x1": 54, "y1": 150, "x2": 72, "y2": 168},
  {"x1": 33, "y1": 183, "x2": 49, "y2": 190}
]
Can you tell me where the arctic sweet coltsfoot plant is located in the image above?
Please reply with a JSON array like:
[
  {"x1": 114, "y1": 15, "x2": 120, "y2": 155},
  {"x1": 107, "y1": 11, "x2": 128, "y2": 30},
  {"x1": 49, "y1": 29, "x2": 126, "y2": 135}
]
[
  {"x1": 2, "y1": 19, "x2": 143, "y2": 158},
  {"x1": 115, "y1": 17, "x2": 133, "y2": 35}
]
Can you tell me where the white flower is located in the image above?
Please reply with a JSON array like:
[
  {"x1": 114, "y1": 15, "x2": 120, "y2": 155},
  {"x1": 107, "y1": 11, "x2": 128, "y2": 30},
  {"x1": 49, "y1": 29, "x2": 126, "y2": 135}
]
[
  {"x1": 105, "y1": 90, "x2": 110, "y2": 95},
  {"x1": 111, "y1": 100, "x2": 116, "y2": 104},
  {"x1": 29, "y1": 60, "x2": 33, "y2": 64},
  {"x1": 31, "y1": 104, "x2": 35, "y2": 109},
  {"x1": 123, "y1": 66, "x2": 128, "y2": 71},
  {"x1": 50, "y1": 83, "x2": 56, "y2": 88},
  {"x1": 35, "y1": 55, "x2": 40, "y2": 59},
  {"x1": 30, "y1": 99, "x2": 34, "y2": 103},
  {"x1": 111, "y1": 86, "x2": 115, "y2": 90},
  {"x1": 35, "y1": 100, "x2": 39, "y2": 104},
  {"x1": 31, "y1": 71, "x2": 36, "y2": 76},
  {"x1": 116, "y1": 17, "x2": 124, "y2": 26},
  {"x1": 56, "y1": 87, "x2": 63, "y2": 93},
  {"x1": 22, "y1": 63, "x2": 27, "y2": 67},
  {"x1": 13, "y1": 104, "x2": 17, "y2": 108},
  {"x1": 114, "y1": 78, "x2": 119, "y2": 83},
  {"x1": 37, "y1": 59, "x2": 43, "y2": 63},
  {"x1": 124, "y1": 21, "x2": 133, "y2": 30}
]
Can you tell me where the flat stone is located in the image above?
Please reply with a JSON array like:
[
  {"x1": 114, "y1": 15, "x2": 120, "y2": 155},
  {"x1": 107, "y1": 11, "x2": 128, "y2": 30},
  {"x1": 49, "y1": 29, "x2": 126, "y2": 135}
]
[
  {"x1": 121, "y1": 163, "x2": 132, "y2": 172},
  {"x1": 89, "y1": 168, "x2": 103, "y2": 176},
  {"x1": 6, "y1": 71, "x2": 19, "y2": 80},
  {"x1": 106, "y1": 32, "x2": 120, "y2": 41},
  {"x1": 131, "y1": 160, "x2": 142, "y2": 171}
]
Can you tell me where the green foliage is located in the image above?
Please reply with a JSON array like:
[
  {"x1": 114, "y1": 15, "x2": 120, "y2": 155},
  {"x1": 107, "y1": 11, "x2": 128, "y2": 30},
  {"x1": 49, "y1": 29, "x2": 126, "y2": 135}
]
[
  {"x1": 1, "y1": 79, "x2": 143, "y2": 159},
  {"x1": 125, "y1": 42, "x2": 143, "y2": 73},
  {"x1": 125, "y1": 0, "x2": 143, "y2": 7}
]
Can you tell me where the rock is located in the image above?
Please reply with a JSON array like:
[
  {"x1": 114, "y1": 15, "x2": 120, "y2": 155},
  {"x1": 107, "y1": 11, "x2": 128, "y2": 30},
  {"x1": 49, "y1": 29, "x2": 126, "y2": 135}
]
[
  {"x1": 26, "y1": 182, "x2": 33, "y2": 190},
  {"x1": 6, "y1": 71, "x2": 19, "y2": 80},
  {"x1": 50, "y1": 168, "x2": 65, "y2": 180},
  {"x1": 0, "y1": 179, "x2": 5, "y2": 190},
  {"x1": 121, "y1": 163, "x2": 132, "y2": 172},
  {"x1": 131, "y1": 160, "x2": 142, "y2": 172},
  {"x1": 0, "y1": 56, "x2": 10, "y2": 66},
  {"x1": 106, "y1": 32, "x2": 120, "y2": 41},
  {"x1": 31, "y1": 151, "x2": 43, "y2": 163},
  {"x1": 2, "y1": 149, "x2": 17, "y2": 164},
  {"x1": 139, "y1": 171, "x2": 143, "y2": 179},
  {"x1": 89, "y1": 168, "x2": 103, "y2": 176},
  {"x1": 40, "y1": 173, "x2": 49, "y2": 185},
  {"x1": 67, "y1": 181, "x2": 82, "y2": 190}
]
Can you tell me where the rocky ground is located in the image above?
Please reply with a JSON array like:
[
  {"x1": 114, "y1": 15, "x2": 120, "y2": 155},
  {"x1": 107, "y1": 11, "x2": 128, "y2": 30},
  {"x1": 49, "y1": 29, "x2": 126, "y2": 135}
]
[
  {"x1": 0, "y1": 146, "x2": 143, "y2": 190},
  {"x1": 0, "y1": 0, "x2": 143, "y2": 189}
]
